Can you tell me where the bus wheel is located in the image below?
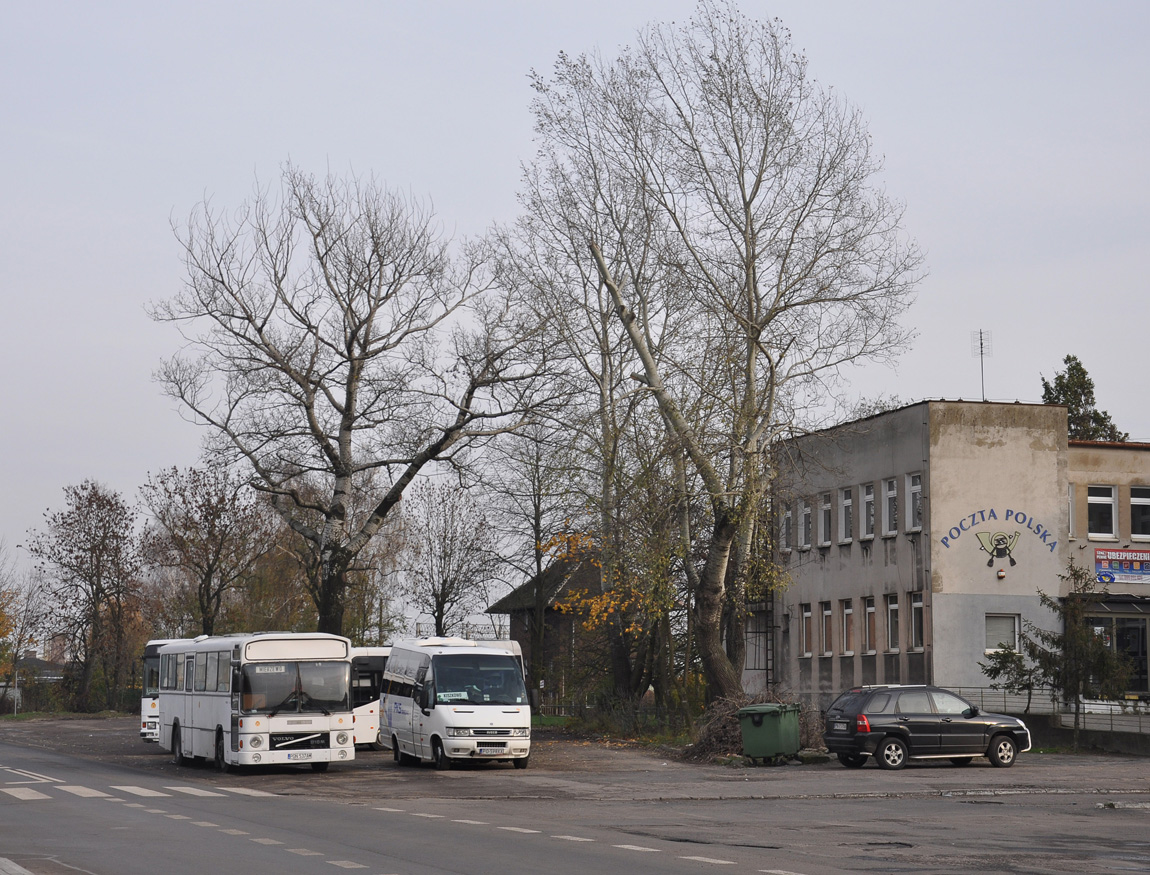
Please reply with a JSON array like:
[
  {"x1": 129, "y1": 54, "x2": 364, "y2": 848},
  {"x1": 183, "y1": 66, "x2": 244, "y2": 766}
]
[
  {"x1": 392, "y1": 736, "x2": 402, "y2": 764},
  {"x1": 433, "y1": 739, "x2": 451, "y2": 771},
  {"x1": 311, "y1": 762, "x2": 330, "y2": 773},
  {"x1": 214, "y1": 730, "x2": 232, "y2": 773},
  {"x1": 171, "y1": 724, "x2": 186, "y2": 767},
  {"x1": 370, "y1": 730, "x2": 386, "y2": 752},
  {"x1": 513, "y1": 755, "x2": 529, "y2": 770}
]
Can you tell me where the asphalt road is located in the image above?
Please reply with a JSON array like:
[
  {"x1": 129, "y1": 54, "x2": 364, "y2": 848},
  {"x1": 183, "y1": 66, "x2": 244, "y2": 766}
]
[{"x1": 1, "y1": 717, "x2": 1148, "y2": 874}]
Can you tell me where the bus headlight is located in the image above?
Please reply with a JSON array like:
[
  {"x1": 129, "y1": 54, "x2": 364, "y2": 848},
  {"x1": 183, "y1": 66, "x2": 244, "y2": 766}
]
[
  {"x1": 511, "y1": 728, "x2": 530, "y2": 737},
  {"x1": 446, "y1": 728, "x2": 472, "y2": 737},
  {"x1": 248, "y1": 735, "x2": 263, "y2": 749},
  {"x1": 336, "y1": 732, "x2": 349, "y2": 746}
]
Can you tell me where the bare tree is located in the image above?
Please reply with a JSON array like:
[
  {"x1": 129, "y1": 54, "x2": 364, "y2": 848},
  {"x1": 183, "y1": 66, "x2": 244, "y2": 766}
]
[
  {"x1": 25, "y1": 482, "x2": 143, "y2": 711},
  {"x1": 151, "y1": 166, "x2": 550, "y2": 635},
  {"x1": 140, "y1": 466, "x2": 275, "y2": 635},
  {"x1": 530, "y1": 1, "x2": 922, "y2": 698},
  {"x1": 399, "y1": 480, "x2": 502, "y2": 637}
]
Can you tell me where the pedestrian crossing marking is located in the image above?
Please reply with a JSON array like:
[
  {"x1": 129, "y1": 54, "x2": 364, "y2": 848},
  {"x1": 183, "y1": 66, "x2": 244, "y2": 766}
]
[
  {"x1": 111, "y1": 785, "x2": 170, "y2": 797},
  {"x1": 1, "y1": 788, "x2": 50, "y2": 800},
  {"x1": 58, "y1": 786, "x2": 112, "y2": 798},
  {"x1": 165, "y1": 786, "x2": 227, "y2": 797}
]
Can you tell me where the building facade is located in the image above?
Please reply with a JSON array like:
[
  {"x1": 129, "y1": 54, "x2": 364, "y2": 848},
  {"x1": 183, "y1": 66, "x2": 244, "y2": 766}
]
[{"x1": 750, "y1": 400, "x2": 1150, "y2": 709}]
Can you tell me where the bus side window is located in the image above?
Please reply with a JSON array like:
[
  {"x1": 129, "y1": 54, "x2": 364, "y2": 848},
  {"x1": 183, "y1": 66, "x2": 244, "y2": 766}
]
[{"x1": 216, "y1": 651, "x2": 230, "y2": 692}]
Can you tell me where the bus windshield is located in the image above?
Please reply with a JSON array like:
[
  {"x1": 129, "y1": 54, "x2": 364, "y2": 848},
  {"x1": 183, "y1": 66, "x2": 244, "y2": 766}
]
[
  {"x1": 240, "y1": 661, "x2": 350, "y2": 715},
  {"x1": 431, "y1": 654, "x2": 528, "y2": 706}
]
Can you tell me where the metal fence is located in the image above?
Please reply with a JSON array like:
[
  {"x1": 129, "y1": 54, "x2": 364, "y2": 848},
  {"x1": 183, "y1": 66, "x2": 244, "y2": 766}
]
[{"x1": 951, "y1": 686, "x2": 1150, "y2": 735}]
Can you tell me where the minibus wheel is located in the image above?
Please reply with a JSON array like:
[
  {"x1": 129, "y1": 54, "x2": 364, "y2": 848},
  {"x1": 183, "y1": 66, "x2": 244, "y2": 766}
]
[{"x1": 433, "y1": 739, "x2": 452, "y2": 771}]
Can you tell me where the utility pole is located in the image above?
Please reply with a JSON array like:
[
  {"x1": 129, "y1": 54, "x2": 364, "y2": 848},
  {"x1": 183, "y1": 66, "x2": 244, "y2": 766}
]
[{"x1": 971, "y1": 329, "x2": 993, "y2": 401}]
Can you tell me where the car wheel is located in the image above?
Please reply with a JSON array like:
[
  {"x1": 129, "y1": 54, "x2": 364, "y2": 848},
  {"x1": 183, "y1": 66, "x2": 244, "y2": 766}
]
[
  {"x1": 171, "y1": 724, "x2": 186, "y2": 767},
  {"x1": 988, "y1": 734, "x2": 1017, "y2": 768},
  {"x1": 433, "y1": 739, "x2": 451, "y2": 771},
  {"x1": 311, "y1": 761, "x2": 330, "y2": 773},
  {"x1": 876, "y1": 736, "x2": 908, "y2": 770},
  {"x1": 837, "y1": 752, "x2": 867, "y2": 769},
  {"x1": 513, "y1": 755, "x2": 529, "y2": 770},
  {"x1": 949, "y1": 757, "x2": 974, "y2": 767}
]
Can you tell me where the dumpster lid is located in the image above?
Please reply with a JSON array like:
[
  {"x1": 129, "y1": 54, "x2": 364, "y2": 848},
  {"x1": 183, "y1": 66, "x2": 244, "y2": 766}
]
[{"x1": 737, "y1": 703, "x2": 794, "y2": 715}]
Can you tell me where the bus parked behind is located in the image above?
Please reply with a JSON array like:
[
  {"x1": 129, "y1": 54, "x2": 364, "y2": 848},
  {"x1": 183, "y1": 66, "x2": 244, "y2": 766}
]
[
  {"x1": 157, "y1": 632, "x2": 356, "y2": 772},
  {"x1": 381, "y1": 637, "x2": 530, "y2": 770},
  {"x1": 350, "y1": 646, "x2": 390, "y2": 750},
  {"x1": 140, "y1": 638, "x2": 190, "y2": 742}
]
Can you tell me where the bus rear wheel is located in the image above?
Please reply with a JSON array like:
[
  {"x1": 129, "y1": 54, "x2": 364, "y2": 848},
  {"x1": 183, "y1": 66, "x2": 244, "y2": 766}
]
[{"x1": 171, "y1": 724, "x2": 186, "y2": 767}]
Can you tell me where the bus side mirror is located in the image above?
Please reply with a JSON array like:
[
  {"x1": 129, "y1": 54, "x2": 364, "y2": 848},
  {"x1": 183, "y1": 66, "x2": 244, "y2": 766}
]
[{"x1": 416, "y1": 685, "x2": 431, "y2": 713}]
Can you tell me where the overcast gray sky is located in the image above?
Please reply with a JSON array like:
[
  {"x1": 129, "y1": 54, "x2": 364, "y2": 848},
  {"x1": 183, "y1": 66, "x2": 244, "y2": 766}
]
[{"x1": 2, "y1": 1, "x2": 1147, "y2": 565}]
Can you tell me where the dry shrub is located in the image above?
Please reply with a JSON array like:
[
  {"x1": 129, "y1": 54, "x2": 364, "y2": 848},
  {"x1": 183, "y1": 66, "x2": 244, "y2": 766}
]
[{"x1": 682, "y1": 690, "x2": 822, "y2": 762}]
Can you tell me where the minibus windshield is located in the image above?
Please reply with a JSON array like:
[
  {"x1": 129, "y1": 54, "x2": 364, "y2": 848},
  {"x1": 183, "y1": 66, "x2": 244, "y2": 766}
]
[{"x1": 432, "y1": 654, "x2": 528, "y2": 706}]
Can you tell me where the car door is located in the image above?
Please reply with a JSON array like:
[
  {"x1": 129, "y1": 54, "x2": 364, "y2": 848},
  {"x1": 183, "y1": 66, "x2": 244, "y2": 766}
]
[
  {"x1": 893, "y1": 689, "x2": 940, "y2": 755},
  {"x1": 931, "y1": 690, "x2": 985, "y2": 754}
]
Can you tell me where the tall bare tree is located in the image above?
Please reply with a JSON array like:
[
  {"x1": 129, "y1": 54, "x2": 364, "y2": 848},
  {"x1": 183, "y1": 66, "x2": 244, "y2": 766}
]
[
  {"x1": 529, "y1": 1, "x2": 922, "y2": 698},
  {"x1": 140, "y1": 466, "x2": 274, "y2": 635},
  {"x1": 25, "y1": 482, "x2": 142, "y2": 711},
  {"x1": 152, "y1": 167, "x2": 549, "y2": 635}
]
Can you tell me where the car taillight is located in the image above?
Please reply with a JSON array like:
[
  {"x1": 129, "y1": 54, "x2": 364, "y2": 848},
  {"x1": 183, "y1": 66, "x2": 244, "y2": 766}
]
[{"x1": 856, "y1": 714, "x2": 871, "y2": 733}]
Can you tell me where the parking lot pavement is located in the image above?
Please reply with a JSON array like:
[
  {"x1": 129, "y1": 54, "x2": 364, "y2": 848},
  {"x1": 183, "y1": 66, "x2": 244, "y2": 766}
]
[{"x1": 3, "y1": 715, "x2": 1148, "y2": 806}]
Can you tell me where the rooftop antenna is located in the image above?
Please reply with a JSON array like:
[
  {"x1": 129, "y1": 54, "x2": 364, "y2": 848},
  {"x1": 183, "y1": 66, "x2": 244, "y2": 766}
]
[{"x1": 970, "y1": 329, "x2": 992, "y2": 401}]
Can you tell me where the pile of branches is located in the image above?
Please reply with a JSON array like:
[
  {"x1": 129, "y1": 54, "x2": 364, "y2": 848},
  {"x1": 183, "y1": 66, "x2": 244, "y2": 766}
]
[{"x1": 681, "y1": 691, "x2": 823, "y2": 762}]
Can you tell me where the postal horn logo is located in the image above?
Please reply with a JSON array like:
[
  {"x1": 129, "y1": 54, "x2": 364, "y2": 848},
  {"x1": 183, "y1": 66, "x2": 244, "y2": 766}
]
[{"x1": 976, "y1": 531, "x2": 1019, "y2": 568}]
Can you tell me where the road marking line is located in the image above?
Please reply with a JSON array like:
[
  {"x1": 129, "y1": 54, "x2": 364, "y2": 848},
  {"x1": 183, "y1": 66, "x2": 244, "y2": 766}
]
[
  {"x1": 123, "y1": 803, "x2": 147, "y2": 809},
  {"x1": 220, "y1": 829, "x2": 249, "y2": 836},
  {"x1": 111, "y1": 786, "x2": 170, "y2": 797},
  {"x1": 681, "y1": 856, "x2": 736, "y2": 865},
  {"x1": 373, "y1": 807, "x2": 404, "y2": 812},
  {"x1": 191, "y1": 822, "x2": 218, "y2": 827},
  {"x1": 166, "y1": 786, "x2": 227, "y2": 797},
  {"x1": 327, "y1": 862, "x2": 368, "y2": 869},
  {"x1": 411, "y1": 813, "x2": 444, "y2": 819},
  {"x1": 452, "y1": 819, "x2": 489, "y2": 825},
  {"x1": 614, "y1": 844, "x2": 660, "y2": 852},
  {"x1": 553, "y1": 835, "x2": 595, "y2": 842},
  {"x1": 252, "y1": 838, "x2": 283, "y2": 845},
  {"x1": 165, "y1": 815, "x2": 191, "y2": 820},
  {"x1": 499, "y1": 827, "x2": 541, "y2": 834},
  {"x1": 0, "y1": 788, "x2": 50, "y2": 800},
  {"x1": 219, "y1": 787, "x2": 277, "y2": 797},
  {"x1": 287, "y1": 849, "x2": 324, "y2": 856},
  {"x1": 58, "y1": 786, "x2": 111, "y2": 798},
  {"x1": 145, "y1": 809, "x2": 167, "y2": 814}
]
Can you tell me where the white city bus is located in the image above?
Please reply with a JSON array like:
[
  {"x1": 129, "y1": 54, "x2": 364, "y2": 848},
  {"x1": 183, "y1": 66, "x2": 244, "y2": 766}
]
[
  {"x1": 381, "y1": 637, "x2": 530, "y2": 769},
  {"x1": 157, "y1": 632, "x2": 356, "y2": 772},
  {"x1": 140, "y1": 638, "x2": 191, "y2": 742},
  {"x1": 350, "y1": 646, "x2": 390, "y2": 750}
]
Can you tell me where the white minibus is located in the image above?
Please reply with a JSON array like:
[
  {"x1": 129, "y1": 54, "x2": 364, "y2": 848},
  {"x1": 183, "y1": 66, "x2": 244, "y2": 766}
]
[
  {"x1": 350, "y1": 646, "x2": 390, "y2": 749},
  {"x1": 381, "y1": 637, "x2": 531, "y2": 769},
  {"x1": 157, "y1": 632, "x2": 356, "y2": 772}
]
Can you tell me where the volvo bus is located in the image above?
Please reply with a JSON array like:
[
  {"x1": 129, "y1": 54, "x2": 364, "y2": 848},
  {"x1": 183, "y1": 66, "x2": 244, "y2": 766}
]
[
  {"x1": 157, "y1": 632, "x2": 356, "y2": 772},
  {"x1": 381, "y1": 637, "x2": 530, "y2": 769},
  {"x1": 350, "y1": 646, "x2": 390, "y2": 750},
  {"x1": 140, "y1": 638, "x2": 191, "y2": 742}
]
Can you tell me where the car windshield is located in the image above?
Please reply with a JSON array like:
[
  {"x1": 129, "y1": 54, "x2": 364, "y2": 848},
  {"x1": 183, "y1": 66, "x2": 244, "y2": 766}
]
[
  {"x1": 432, "y1": 654, "x2": 528, "y2": 706},
  {"x1": 240, "y1": 660, "x2": 350, "y2": 714}
]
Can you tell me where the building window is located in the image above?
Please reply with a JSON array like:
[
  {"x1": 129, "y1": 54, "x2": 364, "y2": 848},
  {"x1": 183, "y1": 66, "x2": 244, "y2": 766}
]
[
  {"x1": 780, "y1": 509, "x2": 793, "y2": 552},
  {"x1": 1132, "y1": 487, "x2": 1150, "y2": 541},
  {"x1": 839, "y1": 488, "x2": 853, "y2": 544},
  {"x1": 862, "y1": 484, "x2": 875, "y2": 540},
  {"x1": 985, "y1": 614, "x2": 1020, "y2": 652},
  {"x1": 745, "y1": 611, "x2": 768, "y2": 670},
  {"x1": 1088, "y1": 485, "x2": 1116, "y2": 538},
  {"x1": 910, "y1": 593, "x2": 924, "y2": 650},
  {"x1": 820, "y1": 601, "x2": 833, "y2": 656},
  {"x1": 907, "y1": 473, "x2": 923, "y2": 531},
  {"x1": 819, "y1": 492, "x2": 832, "y2": 546},
  {"x1": 863, "y1": 597, "x2": 876, "y2": 654},
  {"x1": 800, "y1": 501, "x2": 812, "y2": 550},
  {"x1": 885, "y1": 594, "x2": 900, "y2": 651},
  {"x1": 1068, "y1": 483, "x2": 1076, "y2": 539},
  {"x1": 799, "y1": 604, "x2": 812, "y2": 657},
  {"x1": 840, "y1": 599, "x2": 854, "y2": 655},
  {"x1": 884, "y1": 478, "x2": 898, "y2": 536}
]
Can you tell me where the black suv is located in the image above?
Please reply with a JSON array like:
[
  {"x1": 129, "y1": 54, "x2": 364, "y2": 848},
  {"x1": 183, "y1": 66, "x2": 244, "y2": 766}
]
[{"x1": 823, "y1": 685, "x2": 1031, "y2": 770}]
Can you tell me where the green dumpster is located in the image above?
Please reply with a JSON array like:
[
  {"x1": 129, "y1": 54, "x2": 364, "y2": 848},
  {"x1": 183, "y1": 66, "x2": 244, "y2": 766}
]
[{"x1": 737, "y1": 703, "x2": 801, "y2": 763}]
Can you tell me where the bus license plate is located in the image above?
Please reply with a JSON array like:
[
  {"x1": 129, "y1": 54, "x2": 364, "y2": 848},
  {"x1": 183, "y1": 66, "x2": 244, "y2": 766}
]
[
  {"x1": 833, "y1": 722, "x2": 848, "y2": 732},
  {"x1": 287, "y1": 751, "x2": 312, "y2": 761}
]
